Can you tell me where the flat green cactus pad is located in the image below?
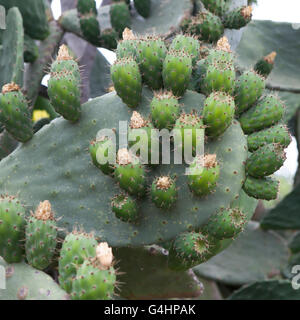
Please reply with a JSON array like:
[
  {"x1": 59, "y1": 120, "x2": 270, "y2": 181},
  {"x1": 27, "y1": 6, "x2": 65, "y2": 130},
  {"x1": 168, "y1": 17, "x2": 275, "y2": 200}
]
[{"x1": 0, "y1": 89, "x2": 247, "y2": 246}]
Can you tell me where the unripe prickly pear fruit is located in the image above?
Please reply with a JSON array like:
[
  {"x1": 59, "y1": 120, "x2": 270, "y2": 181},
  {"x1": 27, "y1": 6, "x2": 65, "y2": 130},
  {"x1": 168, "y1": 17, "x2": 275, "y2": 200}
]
[
  {"x1": 239, "y1": 95, "x2": 285, "y2": 134},
  {"x1": 136, "y1": 37, "x2": 167, "y2": 90},
  {"x1": 114, "y1": 148, "x2": 146, "y2": 197},
  {"x1": 0, "y1": 83, "x2": 33, "y2": 143},
  {"x1": 254, "y1": 52, "x2": 277, "y2": 78},
  {"x1": 223, "y1": 5, "x2": 252, "y2": 29},
  {"x1": 187, "y1": 154, "x2": 220, "y2": 196},
  {"x1": 58, "y1": 230, "x2": 98, "y2": 293},
  {"x1": 150, "y1": 91, "x2": 180, "y2": 130},
  {"x1": 25, "y1": 200, "x2": 58, "y2": 270},
  {"x1": 169, "y1": 35, "x2": 200, "y2": 65},
  {"x1": 110, "y1": 2, "x2": 131, "y2": 37},
  {"x1": 151, "y1": 176, "x2": 178, "y2": 210},
  {"x1": 201, "y1": 0, "x2": 226, "y2": 16},
  {"x1": 134, "y1": 0, "x2": 151, "y2": 18},
  {"x1": 111, "y1": 58, "x2": 142, "y2": 108},
  {"x1": 79, "y1": 13, "x2": 101, "y2": 47},
  {"x1": 205, "y1": 208, "x2": 246, "y2": 240},
  {"x1": 247, "y1": 125, "x2": 291, "y2": 152},
  {"x1": 203, "y1": 91, "x2": 235, "y2": 137},
  {"x1": 111, "y1": 193, "x2": 139, "y2": 222},
  {"x1": 77, "y1": 0, "x2": 98, "y2": 15},
  {"x1": 234, "y1": 70, "x2": 265, "y2": 115},
  {"x1": 71, "y1": 242, "x2": 116, "y2": 300},
  {"x1": 162, "y1": 50, "x2": 192, "y2": 97},
  {"x1": 246, "y1": 143, "x2": 286, "y2": 178},
  {"x1": 116, "y1": 28, "x2": 137, "y2": 59},
  {"x1": 100, "y1": 28, "x2": 118, "y2": 50},
  {"x1": 243, "y1": 176, "x2": 279, "y2": 201},
  {"x1": 0, "y1": 194, "x2": 26, "y2": 263}
]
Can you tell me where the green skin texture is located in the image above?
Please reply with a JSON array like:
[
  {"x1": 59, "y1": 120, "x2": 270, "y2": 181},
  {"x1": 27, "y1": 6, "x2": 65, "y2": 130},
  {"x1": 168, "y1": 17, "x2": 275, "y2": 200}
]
[
  {"x1": 162, "y1": 51, "x2": 192, "y2": 96},
  {"x1": 188, "y1": 159, "x2": 220, "y2": 196},
  {"x1": 246, "y1": 143, "x2": 286, "y2": 178},
  {"x1": 112, "y1": 193, "x2": 139, "y2": 223},
  {"x1": 110, "y1": 2, "x2": 131, "y2": 37},
  {"x1": 77, "y1": 0, "x2": 98, "y2": 15},
  {"x1": 203, "y1": 91, "x2": 235, "y2": 137},
  {"x1": 234, "y1": 70, "x2": 265, "y2": 115},
  {"x1": 254, "y1": 59, "x2": 274, "y2": 77},
  {"x1": 79, "y1": 15, "x2": 101, "y2": 47},
  {"x1": 134, "y1": 0, "x2": 151, "y2": 18},
  {"x1": 0, "y1": 196, "x2": 26, "y2": 263},
  {"x1": 24, "y1": 34, "x2": 38, "y2": 63},
  {"x1": 0, "y1": 90, "x2": 33, "y2": 143},
  {"x1": 50, "y1": 59, "x2": 81, "y2": 85},
  {"x1": 151, "y1": 178, "x2": 178, "y2": 210},
  {"x1": 243, "y1": 176, "x2": 279, "y2": 201},
  {"x1": 116, "y1": 40, "x2": 138, "y2": 59},
  {"x1": 239, "y1": 95, "x2": 285, "y2": 134},
  {"x1": 100, "y1": 29, "x2": 118, "y2": 50},
  {"x1": 58, "y1": 232, "x2": 98, "y2": 293},
  {"x1": 201, "y1": 0, "x2": 226, "y2": 16},
  {"x1": 223, "y1": 6, "x2": 252, "y2": 29},
  {"x1": 247, "y1": 125, "x2": 291, "y2": 152},
  {"x1": 111, "y1": 58, "x2": 142, "y2": 108},
  {"x1": 25, "y1": 217, "x2": 57, "y2": 270},
  {"x1": 71, "y1": 261, "x2": 116, "y2": 300},
  {"x1": 150, "y1": 94, "x2": 180, "y2": 130},
  {"x1": 137, "y1": 39, "x2": 167, "y2": 90},
  {"x1": 169, "y1": 35, "x2": 200, "y2": 66}
]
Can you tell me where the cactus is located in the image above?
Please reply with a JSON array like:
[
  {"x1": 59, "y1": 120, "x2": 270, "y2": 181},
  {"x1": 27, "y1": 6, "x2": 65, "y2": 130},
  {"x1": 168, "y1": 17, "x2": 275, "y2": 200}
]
[
  {"x1": 254, "y1": 52, "x2": 277, "y2": 77},
  {"x1": 110, "y1": 2, "x2": 131, "y2": 37},
  {"x1": 77, "y1": 0, "x2": 98, "y2": 15},
  {"x1": 201, "y1": 0, "x2": 226, "y2": 17},
  {"x1": 111, "y1": 193, "x2": 139, "y2": 222},
  {"x1": 134, "y1": 0, "x2": 151, "y2": 18},
  {"x1": 223, "y1": 5, "x2": 252, "y2": 29},
  {"x1": 23, "y1": 34, "x2": 38, "y2": 63},
  {"x1": 79, "y1": 13, "x2": 101, "y2": 47},
  {"x1": 151, "y1": 176, "x2": 178, "y2": 210},
  {"x1": 243, "y1": 176, "x2": 279, "y2": 201}
]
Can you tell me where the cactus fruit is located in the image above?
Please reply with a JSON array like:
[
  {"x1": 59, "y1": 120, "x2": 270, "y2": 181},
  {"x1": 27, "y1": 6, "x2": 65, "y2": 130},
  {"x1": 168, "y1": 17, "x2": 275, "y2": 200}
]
[
  {"x1": 134, "y1": 0, "x2": 151, "y2": 18},
  {"x1": 0, "y1": 83, "x2": 33, "y2": 143},
  {"x1": 100, "y1": 29, "x2": 118, "y2": 50},
  {"x1": 239, "y1": 95, "x2": 285, "y2": 134},
  {"x1": 77, "y1": 0, "x2": 98, "y2": 15},
  {"x1": 48, "y1": 45, "x2": 81, "y2": 122},
  {"x1": 79, "y1": 13, "x2": 101, "y2": 47},
  {"x1": 201, "y1": 0, "x2": 226, "y2": 17},
  {"x1": 71, "y1": 243, "x2": 117, "y2": 300},
  {"x1": 111, "y1": 58, "x2": 142, "y2": 108},
  {"x1": 137, "y1": 37, "x2": 167, "y2": 90},
  {"x1": 110, "y1": 2, "x2": 131, "y2": 37},
  {"x1": 187, "y1": 154, "x2": 220, "y2": 196},
  {"x1": 243, "y1": 176, "x2": 279, "y2": 201},
  {"x1": 234, "y1": 70, "x2": 265, "y2": 115},
  {"x1": 114, "y1": 149, "x2": 146, "y2": 197},
  {"x1": 151, "y1": 176, "x2": 178, "y2": 210},
  {"x1": 203, "y1": 91, "x2": 235, "y2": 137},
  {"x1": 247, "y1": 125, "x2": 291, "y2": 152},
  {"x1": 58, "y1": 230, "x2": 98, "y2": 293},
  {"x1": 150, "y1": 91, "x2": 180, "y2": 130},
  {"x1": 246, "y1": 143, "x2": 286, "y2": 178},
  {"x1": 24, "y1": 34, "x2": 39, "y2": 63},
  {"x1": 169, "y1": 35, "x2": 200, "y2": 65},
  {"x1": 205, "y1": 208, "x2": 247, "y2": 240},
  {"x1": 116, "y1": 39, "x2": 137, "y2": 59},
  {"x1": 0, "y1": 195, "x2": 26, "y2": 263},
  {"x1": 254, "y1": 52, "x2": 277, "y2": 78},
  {"x1": 223, "y1": 5, "x2": 253, "y2": 29},
  {"x1": 111, "y1": 193, "x2": 139, "y2": 222},
  {"x1": 162, "y1": 50, "x2": 192, "y2": 97},
  {"x1": 25, "y1": 201, "x2": 58, "y2": 270}
]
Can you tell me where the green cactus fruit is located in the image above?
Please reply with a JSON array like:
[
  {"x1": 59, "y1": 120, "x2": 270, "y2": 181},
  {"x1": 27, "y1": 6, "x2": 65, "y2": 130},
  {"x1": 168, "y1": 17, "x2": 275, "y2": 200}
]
[
  {"x1": 150, "y1": 91, "x2": 180, "y2": 130},
  {"x1": 239, "y1": 95, "x2": 285, "y2": 134},
  {"x1": 25, "y1": 201, "x2": 57, "y2": 270},
  {"x1": 162, "y1": 50, "x2": 192, "y2": 97},
  {"x1": 111, "y1": 58, "x2": 142, "y2": 108},
  {"x1": 110, "y1": 2, "x2": 131, "y2": 37},
  {"x1": 111, "y1": 193, "x2": 139, "y2": 222},
  {"x1": 169, "y1": 35, "x2": 200, "y2": 66},
  {"x1": 100, "y1": 28, "x2": 118, "y2": 50},
  {"x1": 0, "y1": 83, "x2": 33, "y2": 143},
  {"x1": 24, "y1": 34, "x2": 39, "y2": 63},
  {"x1": 234, "y1": 70, "x2": 265, "y2": 115},
  {"x1": 246, "y1": 143, "x2": 286, "y2": 178},
  {"x1": 205, "y1": 208, "x2": 247, "y2": 240},
  {"x1": 205, "y1": 38, "x2": 234, "y2": 65},
  {"x1": 114, "y1": 149, "x2": 146, "y2": 197},
  {"x1": 223, "y1": 5, "x2": 253, "y2": 29},
  {"x1": 201, "y1": 0, "x2": 226, "y2": 16},
  {"x1": 0, "y1": 194, "x2": 26, "y2": 263},
  {"x1": 168, "y1": 231, "x2": 219, "y2": 271},
  {"x1": 137, "y1": 37, "x2": 167, "y2": 90},
  {"x1": 116, "y1": 39, "x2": 137, "y2": 59},
  {"x1": 247, "y1": 125, "x2": 291, "y2": 152},
  {"x1": 188, "y1": 11, "x2": 224, "y2": 43},
  {"x1": 89, "y1": 137, "x2": 115, "y2": 175},
  {"x1": 180, "y1": 17, "x2": 192, "y2": 33},
  {"x1": 254, "y1": 52, "x2": 277, "y2": 78},
  {"x1": 79, "y1": 13, "x2": 101, "y2": 47},
  {"x1": 187, "y1": 154, "x2": 220, "y2": 196},
  {"x1": 134, "y1": 0, "x2": 151, "y2": 18},
  {"x1": 173, "y1": 112, "x2": 205, "y2": 156},
  {"x1": 58, "y1": 230, "x2": 98, "y2": 293},
  {"x1": 77, "y1": 0, "x2": 98, "y2": 15},
  {"x1": 151, "y1": 176, "x2": 178, "y2": 210},
  {"x1": 243, "y1": 176, "x2": 279, "y2": 201},
  {"x1": 71, "y1": 243, "x2": 116, "y2": 300},
  {"x1": 203, "y1": 91, "x2": 235, "y2": 137}
]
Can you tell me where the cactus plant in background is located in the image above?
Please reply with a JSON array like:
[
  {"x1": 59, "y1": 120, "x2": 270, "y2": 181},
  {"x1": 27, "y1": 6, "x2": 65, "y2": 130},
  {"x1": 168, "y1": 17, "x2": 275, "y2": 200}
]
[{"x1": 0, "y1": 0, "x2": 298, "y2": 301}]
